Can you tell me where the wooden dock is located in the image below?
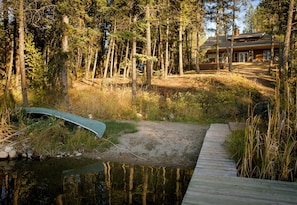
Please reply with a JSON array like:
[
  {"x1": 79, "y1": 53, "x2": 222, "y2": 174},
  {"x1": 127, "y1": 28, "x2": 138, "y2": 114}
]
[{"x1": 182, "y1": 123, "x2": 297, "y2": 205}]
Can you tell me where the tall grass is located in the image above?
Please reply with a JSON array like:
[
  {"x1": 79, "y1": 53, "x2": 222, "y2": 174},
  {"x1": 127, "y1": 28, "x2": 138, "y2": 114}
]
[
  {"x1": 0, "y1": 91, "x2": 16, "y2": 146},
  {"x1": 24, "y1": 118, "x2": 138, "y2": 156},
  {"x1": 67, "y1": 75, "x2": 259, "y2": 123},
  {"x1": 229, "y1": 76, "x2": 297, "y2": 181}
]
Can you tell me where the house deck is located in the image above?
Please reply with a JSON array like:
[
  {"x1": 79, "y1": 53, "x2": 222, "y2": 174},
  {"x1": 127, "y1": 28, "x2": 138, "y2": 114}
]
[{"x1": 182, "y1": 123, "x2": 297, "y2": 205}]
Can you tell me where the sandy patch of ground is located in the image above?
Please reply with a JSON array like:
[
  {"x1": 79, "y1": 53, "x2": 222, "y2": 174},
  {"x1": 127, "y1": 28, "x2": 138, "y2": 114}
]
[{"x1": 84, "y1": 121, "x2": 209, "y2": 168}]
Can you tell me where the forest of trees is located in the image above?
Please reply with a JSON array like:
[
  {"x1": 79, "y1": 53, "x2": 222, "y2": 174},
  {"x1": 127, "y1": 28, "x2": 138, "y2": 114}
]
[{"x1": 0, "y1": 0, "x2": 296, "y2": 106}]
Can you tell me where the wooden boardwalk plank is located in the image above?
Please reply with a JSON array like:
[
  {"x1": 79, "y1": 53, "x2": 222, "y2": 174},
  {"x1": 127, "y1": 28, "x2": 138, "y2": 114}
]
[{"x1": 182, "y1": 123, "x2": 297, "y2": 205}]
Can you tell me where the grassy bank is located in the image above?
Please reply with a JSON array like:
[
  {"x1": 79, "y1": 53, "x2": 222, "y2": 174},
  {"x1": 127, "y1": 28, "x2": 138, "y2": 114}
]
[{"x1": 1, "y1": 71, "x2": 271, "y2": 158}]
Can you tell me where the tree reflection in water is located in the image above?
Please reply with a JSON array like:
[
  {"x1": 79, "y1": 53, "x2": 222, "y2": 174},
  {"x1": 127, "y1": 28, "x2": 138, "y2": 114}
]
[{"x1": 0, "y1": 158, "x2": 193, "y2": 204}]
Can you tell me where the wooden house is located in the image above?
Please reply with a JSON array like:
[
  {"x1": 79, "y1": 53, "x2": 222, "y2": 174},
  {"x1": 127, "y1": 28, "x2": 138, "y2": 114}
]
[{"x1": 200, "y1": 30, "x2": 280, "y2": 63}]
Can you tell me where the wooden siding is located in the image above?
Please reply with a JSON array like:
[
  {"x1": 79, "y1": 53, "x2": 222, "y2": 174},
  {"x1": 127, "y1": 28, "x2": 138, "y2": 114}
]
[{"x1": 182, "y1": 123, "x2": 297, "y2": 205}]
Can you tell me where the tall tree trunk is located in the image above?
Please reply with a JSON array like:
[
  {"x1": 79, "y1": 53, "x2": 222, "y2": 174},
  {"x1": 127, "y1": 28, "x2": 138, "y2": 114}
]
[
  {"x1": 4, "y1": 0, "x2": 12, "y2": 91},
  {"x1": 91, "y1": 49, "x2": 98, "y2": 85},
  {"x1": 124, "y1": 41, "x2": 130, "y2": 78},
  {"x1": 283, "y1": 0, "x2": 294, "y2": 77},
  {"x1": 283, "y1": 0, "x2": 294, "y2": 136},
  {"x1": 18, "y1": 0, "x2": 28, "y2": 106},
  {"x1": 146, "y1": 4, "x2": 152, "y2": 87},
  {"x1": 61, "y1": 15, "x2": 69, "y2": 105},
  {"x1": 85, "y1": 46, "x2": 93, "y2": 80},
  {"x1": 178, "y1": 20, "x2": 184, "y2": 75},
  {"x1": 229, "y1": 0, "x2": 236, "y2": 71},
  {"x1": 270, "y1": 34, "x2": 275, "y2": 72},
  {"x1": 165, "y1": 17, "x2": 169, "y2": 79},
  {"x1": 14, "y1": 19, "x2": 20, "y2": 88},
  {"x1": 216, "y1": 7, "x2": 220, "y2": 70},
  {"x1": 196, "y1": 28, "x2": 200, "y2": 73},
  {"x1": 132, "y1": 16, "x2": 137, "y2": 102},
  {"x1": 104, "y1": 39, "x2": 113, "y2": 78},
  {"x1": 110, "y1": 39, "x2": 115, "y2": 78}
]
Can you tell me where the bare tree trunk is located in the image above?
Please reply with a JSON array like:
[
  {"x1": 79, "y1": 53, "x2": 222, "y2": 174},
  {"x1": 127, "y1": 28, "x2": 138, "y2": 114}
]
[
  {"x1": 110, "y1": 39, "x2": 115, "y2": 78},
  {"x1": 165, "y1": 17, "x2": 169, "y2": 79},
  {"x1": 19, "y1": 0, "x2": 28, "y2": 106},
  {"x1": 113, "y1": 44, "x2": 119, "y2": 76},
  {"x1": 229, "y1": 0, "x2": 236, "y2": 71},
  {"x1": 283, "y1": 0, "x2": 294, "y2": 136},
  {"x1": 85, "y1": 46, "x2": 93, "y2": 80},
  {"x1": 104, "y1": 39, "x2": 113, "y2": 78},
  {"x1": 14, "y1": 18, "x2": 20, "y2": 88},
  {"x1": 178, "y1": 19, "x2": 184, "y2": 75},
  {"x1": 61, "y1": 15, "x2": 69, "y2": 105},
  {"x1": 216, "y1": 7, "x2": 220, "y2": 70},
  {"x1": 132, "y1": 16, "x2": 137, "y2": 102},
  {"x1": 91, "y1": 49, "x2": 98, "y2": 85},
  {"x1": 196, "y1": 28, "x2": 200, "y2": 73},
  {"x1": 270, "y1": 34, "x2": 275, "y2": 73},
  {"x1": 4, "y1": 0, "x2": 13, "y2": 93},
  {"x1": 283, "y1": 0, "x2": 294, "y2": 76},
  {"x1": 146, "y1": 4, "x2": 152, "y2": 87},
  {"x1": 3, "y1": 0, "x2": 10, "y2": 90},
  {"x1": 124, "y1": 41, "x2": 130, "y2": 78},
  {"x1": 159, "y1": 24, "x2": 165, "y2": 76}
]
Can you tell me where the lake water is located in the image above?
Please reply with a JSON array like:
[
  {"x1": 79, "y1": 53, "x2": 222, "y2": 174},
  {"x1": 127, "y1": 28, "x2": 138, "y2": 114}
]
[{"x1": 0, "y1": 158, "x2": 193, "y2": 205}]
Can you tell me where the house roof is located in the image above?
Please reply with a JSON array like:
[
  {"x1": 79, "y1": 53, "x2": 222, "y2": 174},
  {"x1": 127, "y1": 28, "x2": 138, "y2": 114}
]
[{"x1": 201, "y1": 32, "x2": 280, "y2": 52}]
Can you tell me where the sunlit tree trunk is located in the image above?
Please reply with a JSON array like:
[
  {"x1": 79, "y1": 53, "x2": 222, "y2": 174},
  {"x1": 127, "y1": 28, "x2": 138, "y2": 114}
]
[
  {"x1": 159, "y1": 24, "x2": 165, "y2": 77},
  {"x1": 110, "y1": 39, "x2": 116, "y2": 78},
  {"x1": 146, "y1": 4, "x2": 152, "y2": 86},
  {"x1": 124, "y1": 41, "x2": 130, "y2": 78},
  {"x1": 283, "y1": 0, "x2": 294, "y2": 137},
  {"x1": 85, "y1": 46, "x2": 93, "y2": 80},
  {"x1": 91, "y1": 49, "x2": 98, "y2": 85},
  {"x1": 229, "y1": 0, "x2": 236, "y2": 71},
  {"x1": 283, "y1": 0, "x2": 294, "y2": 77},
  {"x1": 216, "y1": 6, "x2": 220, "y2": 70},
  {"x1": 61, "y1": 15, "x2": 69, "y2": 105},
  {"x1": 165, "y1": 17, "x2": 169, "y2": 79},
  {"x1": 104, "y1": 39, "x2": 112, "y2": 78},
  {"x1": 132, "y1": 15, "x2": 137, "y2": 102},
  {"x1": 196, "y1": 28, "x2": 200, "y2": 73},
  {"x1": 18, "y1": 0, "x2": 29, "y2": 106},
  {"x1": 178, "y1": 19, "x2": 184, "y2": 75}
]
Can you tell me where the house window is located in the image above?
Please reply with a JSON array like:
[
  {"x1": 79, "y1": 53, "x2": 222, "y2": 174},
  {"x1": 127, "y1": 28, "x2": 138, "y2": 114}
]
[
  {"x1": 263, "y1": 50, "x2": 271, "y2": 61},
  {"x1": 238, "y1": 52, "x2": 249, "y2": 62}
]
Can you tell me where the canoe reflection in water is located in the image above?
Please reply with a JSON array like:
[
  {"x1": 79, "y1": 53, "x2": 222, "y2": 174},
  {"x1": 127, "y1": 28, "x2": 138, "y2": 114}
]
[{"x1": 0, "y1": 158, "x2": 193, "y2": 204}]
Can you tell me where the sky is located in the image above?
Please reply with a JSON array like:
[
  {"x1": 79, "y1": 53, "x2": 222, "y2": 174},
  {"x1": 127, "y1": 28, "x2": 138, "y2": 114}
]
[
  {"x1": 236, "y1": 0, "x2": 260, "y2": 33},
  {"x1": 205, "y1": 0, "x2": 261, "y2": 37}
]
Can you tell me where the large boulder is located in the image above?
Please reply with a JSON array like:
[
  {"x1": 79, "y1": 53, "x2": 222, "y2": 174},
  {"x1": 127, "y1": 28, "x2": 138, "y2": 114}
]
[
  {"x1": 0, "y1": 151, "x2": 8, "y2": 159},
  {"x1": 8, "y1": 150, "x2": 17, "y2": 159}
]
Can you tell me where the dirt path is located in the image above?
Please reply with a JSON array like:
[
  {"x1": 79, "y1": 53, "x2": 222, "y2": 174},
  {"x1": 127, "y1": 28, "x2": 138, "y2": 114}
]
[{"x1": 84, "y1": 121, "x2": 209, "y2": 168}]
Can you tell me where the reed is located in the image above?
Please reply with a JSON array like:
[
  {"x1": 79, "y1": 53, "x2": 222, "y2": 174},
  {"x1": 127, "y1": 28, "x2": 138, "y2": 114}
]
[{"x1": 234, "y1": 76, "x2": 297, "y2": 181}]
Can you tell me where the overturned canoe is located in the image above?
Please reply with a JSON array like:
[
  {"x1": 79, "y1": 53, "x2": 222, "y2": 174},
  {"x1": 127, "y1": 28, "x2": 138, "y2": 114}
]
[{"x1": 24, "y1": 107, "x2": 106, "y2": 138}]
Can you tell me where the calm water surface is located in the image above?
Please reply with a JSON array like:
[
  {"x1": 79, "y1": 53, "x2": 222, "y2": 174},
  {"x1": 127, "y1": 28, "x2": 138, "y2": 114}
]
[{"x1": 0, "y1": 158, "x2": 193, "y2": 205}]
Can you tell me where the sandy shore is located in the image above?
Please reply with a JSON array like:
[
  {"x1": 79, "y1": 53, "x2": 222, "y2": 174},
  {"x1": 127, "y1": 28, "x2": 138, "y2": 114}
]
[{"x1": 84, "y1": 121, "x2": 209, "y2": 168}]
